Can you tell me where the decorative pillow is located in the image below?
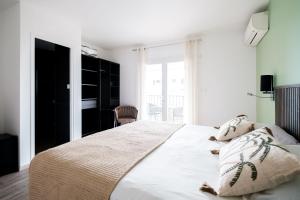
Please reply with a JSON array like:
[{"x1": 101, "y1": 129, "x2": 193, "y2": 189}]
[
  {"x1": 245, "y1": 145, "x2": 300, "y2": 200},
  {"x1": 255, "y1": 123, "x2": 299, "y2": 145},
  {"x1": 216, "y1": 128, "x2": 300, "y2": 196},
  {"x1": 215, "y1": 115, "x2": 254, "y2": 141}
]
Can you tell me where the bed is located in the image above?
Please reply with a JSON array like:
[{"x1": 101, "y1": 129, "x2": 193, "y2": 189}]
[
  {"x1": 29, "y1": 85, "x2": 300, "y2": 200},
  {"x1": 110, "y1": 124, "x2": 240, "y2": 200}
]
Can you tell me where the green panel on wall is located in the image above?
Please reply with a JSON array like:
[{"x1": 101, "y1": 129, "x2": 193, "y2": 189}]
[{"x1": 256, "y1": 0, "x2": 300, "y2": 123}]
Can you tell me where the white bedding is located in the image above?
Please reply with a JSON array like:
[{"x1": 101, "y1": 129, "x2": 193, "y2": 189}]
[{"x1": 111, "y1": 125, "x2": 240, "y2": 200}]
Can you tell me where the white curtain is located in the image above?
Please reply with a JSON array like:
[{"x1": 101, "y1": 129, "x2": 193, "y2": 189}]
[
  {"x1": 136, "y1": 48, "x2": 146, "y2": 119},
  {"x1": 184, "y1": 39, "x2": 201, "y2": 124}
]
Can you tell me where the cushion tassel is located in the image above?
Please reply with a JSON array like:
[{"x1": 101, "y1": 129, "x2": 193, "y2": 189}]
[
  {"x1": 200, "y1": 183, "x2": 218, "y2": 195},
  {"x1": 265, "y1": 127, "x2": 273, "y2": 136},
  {"x1": 210, "y1": 149, "x2": 219, "y2": 155},
  {"x1": 208, "y1": 136, "x2": 217, "y2": 141},
  {"x1": 248, "y1": 123, "x2": 255, "y2": 132}
]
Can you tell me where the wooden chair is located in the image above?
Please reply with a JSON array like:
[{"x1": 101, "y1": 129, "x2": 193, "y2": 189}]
[{"x1": 114, "y1": 106, "x2": 138, "y2": 127}]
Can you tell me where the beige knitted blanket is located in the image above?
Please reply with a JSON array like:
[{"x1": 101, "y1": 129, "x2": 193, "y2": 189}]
[{"x1": 29, "y1": 121, "x2": 184, "y2": 200}]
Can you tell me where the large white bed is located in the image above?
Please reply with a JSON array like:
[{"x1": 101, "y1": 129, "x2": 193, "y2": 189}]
[
  {"x1": 29, "y1": 121, "x2": 300, "y2": 200},
  {"x1": 111, "y1": 124, "x2": 300, "y2": 200},
  {"x1": 111, "y1": 124, "x2": 240, "y2": 200}
]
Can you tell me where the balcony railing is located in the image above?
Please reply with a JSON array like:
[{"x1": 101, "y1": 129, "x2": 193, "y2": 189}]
[{"x1": 145, "y1": 95, "x2": 184, "y2": 122}]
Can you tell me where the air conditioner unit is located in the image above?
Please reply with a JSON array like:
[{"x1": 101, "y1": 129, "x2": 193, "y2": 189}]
[{"x1": 244, "y1": 12, "x2": 269, "y2": 47}]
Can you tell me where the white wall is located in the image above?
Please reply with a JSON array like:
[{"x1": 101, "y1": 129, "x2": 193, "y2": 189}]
[
  {"x1": 110, "y1": 48, "x2": 139, "y2": 106},
  {"x1": 0, "y1": 2, "x2": 20, "y2": 135},
  {"x1": 198, "y1": 29, "x2": 256, "y2": 126},
  {"x1": 19, "y1": 1, "x2": 82, "y2": 167},
  {"x1": 111, "y1": 29, "x2": 256, "y2": 126}
]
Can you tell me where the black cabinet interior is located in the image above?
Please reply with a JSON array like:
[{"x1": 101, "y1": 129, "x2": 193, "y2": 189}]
[
  {"x1": 100, "y1": 109, "x2": 115, "y2": 131},
  {"x1": 82, "y1": 55, "x2": 100, "y2": 137},
  {"x1": 100, "y1": 59, "x2": 110, "y2": 109},
  {"x1": 82, "y1": 55, "x2": 120, "y2": 137},
  {"x1": 109, "y1": 62, "x2": 120, "y2": 106},
  {"x1": 35, "y1": 38, "x2": 70, "y2": 154}
]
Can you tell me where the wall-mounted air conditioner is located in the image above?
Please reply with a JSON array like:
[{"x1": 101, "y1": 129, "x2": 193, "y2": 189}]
[{"x1": 244, "y1": 12, "x2": 269, "y2": 47}]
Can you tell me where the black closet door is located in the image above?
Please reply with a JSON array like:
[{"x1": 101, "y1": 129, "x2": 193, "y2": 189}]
[{"x1": 35, "y1": 38, "x2": 70, "y2": 154}]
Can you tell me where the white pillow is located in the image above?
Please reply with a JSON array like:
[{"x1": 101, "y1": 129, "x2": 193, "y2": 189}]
[
  {"x1": 216, "y1": 115, "x2": 254, "y2": 141},
  {"x1": 255, "y1": 123, "x2": 299, "y2": 145},
  {"x1": 217, "y1": 128, "x2": 300, "y2": 196},
  {"x1": 245, "y1": 145, "x2": 300, "y2": 200}
]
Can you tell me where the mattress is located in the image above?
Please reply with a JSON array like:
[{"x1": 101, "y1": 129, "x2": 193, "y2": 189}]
[{"x1": 111, "y1": 125, "x2": 240, "y2": 200}]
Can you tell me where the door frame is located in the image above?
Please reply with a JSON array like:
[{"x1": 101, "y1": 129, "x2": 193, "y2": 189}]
[
  {"x1": 29, "y1": 33, "x2": 74, "y2": 159},
  {"x1": 146, "y1": 58, "x2": 184, "y2": 121}
]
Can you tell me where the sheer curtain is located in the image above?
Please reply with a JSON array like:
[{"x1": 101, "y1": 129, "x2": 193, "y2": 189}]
[
  {"x1": 184, "y1": 39, "x2": 201, "y2": 124},
  {"x1": 136, "y1": 48, "x2": 146, "y2": 119}
]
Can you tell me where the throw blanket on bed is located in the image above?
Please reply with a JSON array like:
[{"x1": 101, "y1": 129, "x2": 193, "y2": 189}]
[{"x1": 29, "y1": 121, "x2": 184, "y2": 200}]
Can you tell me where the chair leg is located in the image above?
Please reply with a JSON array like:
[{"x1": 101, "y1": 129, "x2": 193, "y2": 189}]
[
  {"x1": 113, "y1": 111, "x2": 118, "y2": 127},
  {"x1": 113, "y1": 117, "x2": 117, "y2": 127}
]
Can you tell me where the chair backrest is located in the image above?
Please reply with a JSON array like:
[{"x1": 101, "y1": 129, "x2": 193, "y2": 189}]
[{"x1": 114, "y1": 106, "x2": 138, "y2": 120}]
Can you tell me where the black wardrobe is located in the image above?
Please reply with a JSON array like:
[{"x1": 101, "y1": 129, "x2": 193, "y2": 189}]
[
  {"x1": 35, "y1": 39, "x2": 70, "y2": 154},
  {"x1": 82, "y1": 55, "x2": 120, "y2": 137}
]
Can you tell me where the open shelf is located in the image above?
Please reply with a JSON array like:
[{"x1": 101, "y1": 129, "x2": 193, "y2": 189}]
[
  {"x1": 82, "y1": 54, "x2": 100, "y2": 137},
  {"x1": 82, "y1": 68, "x2": 98, "y2": 73},
  {"x1": 82, "y1": 84, "x2": 97, "y2": 87},
  {"x1": 82, "y1": 98, "x2": 97, "y2": 101},
  {"x1": 82, "y1": 55, "x2": 120, "y2": 137},
  {"x1": 82, "y1": 99, "x2": 97, "y2": 109}
]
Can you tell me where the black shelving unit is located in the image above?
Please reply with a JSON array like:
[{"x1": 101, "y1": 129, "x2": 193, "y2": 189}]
[
  {"x1": 82, "y1": 55, "x2": 101, "y2": 137},
  {"x1": 82, "y1": 55, "x2": 120, "y2": 137},
  {"x1": 99, "y1": 59, "x2": 120, "y2": 131},
  {"x1": 110, "y1": 62, "x2": 120, "y2": 106}
]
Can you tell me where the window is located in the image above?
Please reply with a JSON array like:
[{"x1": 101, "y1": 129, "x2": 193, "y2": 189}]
[
  {"x1": 144, "y1": 62, "x2": 184, "y2": 122},
  {"x1": 167, "y1": 62, "x2": 184, "y2": 122}
]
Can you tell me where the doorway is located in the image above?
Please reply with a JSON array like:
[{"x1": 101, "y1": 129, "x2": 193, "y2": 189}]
[
  {"x1": 35, "y1": 38, "x2": 70, "y2": 154},
  {"x1": 144, "y1": 61, "x2": 185, "y2": 122}
]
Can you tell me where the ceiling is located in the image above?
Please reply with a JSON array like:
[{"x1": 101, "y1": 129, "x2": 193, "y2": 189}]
[{"x1": 23, "y1": 0, "x2": 269, "y2": 49}]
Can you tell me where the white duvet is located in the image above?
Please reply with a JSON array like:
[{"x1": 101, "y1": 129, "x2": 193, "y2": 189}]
[{"x1": 111, "y1": 125, "x2": 240, "y2": 200}]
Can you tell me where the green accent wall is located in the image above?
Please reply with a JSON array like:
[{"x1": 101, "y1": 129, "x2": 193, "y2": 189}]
[{"x1": 256, "y1": 0, "x2": 300, "y2": 123}]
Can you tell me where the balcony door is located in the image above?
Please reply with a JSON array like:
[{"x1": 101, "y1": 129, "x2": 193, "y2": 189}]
[{"x1": 144, "y1": 61, "x2": 184, "y2": 122}]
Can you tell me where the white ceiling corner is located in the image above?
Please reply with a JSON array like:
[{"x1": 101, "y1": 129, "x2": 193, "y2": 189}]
[{"x1": 22, "y1": 0, "x2": 269, "y2": 49}]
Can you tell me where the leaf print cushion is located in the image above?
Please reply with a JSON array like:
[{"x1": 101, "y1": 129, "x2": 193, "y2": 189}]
[
  {"x1": 217, "y1": 128, "x2": 300, "y2": 196},
  {"x1": 216, "y1": 115, "x2": 254, "y2": 141}
]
